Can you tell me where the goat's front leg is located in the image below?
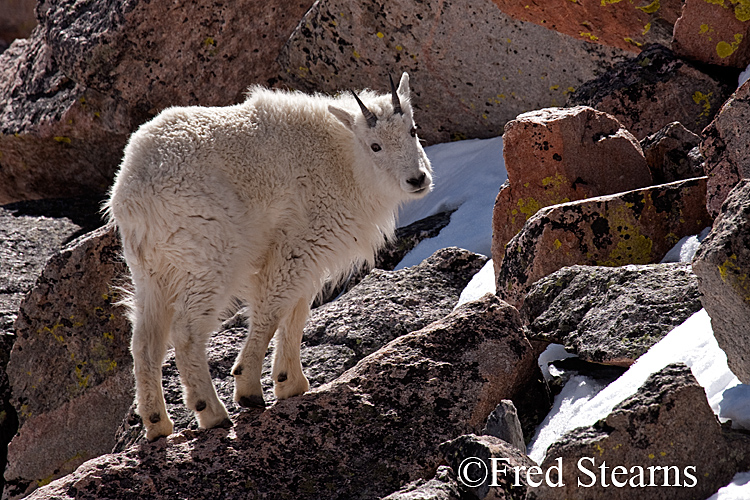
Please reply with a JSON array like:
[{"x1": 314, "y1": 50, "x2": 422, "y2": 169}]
[{"x1": 272, "y1": 297, "x2": 310, "y2": 400}]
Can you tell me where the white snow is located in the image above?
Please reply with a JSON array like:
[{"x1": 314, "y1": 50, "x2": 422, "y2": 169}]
[
  {"x1": 660, "y1": 226, "x2": 712, "y2": 263},
  {"x1": 527, "y1": 310, "x2": 744, "y2": 462},
  {"x1": 393, "y1": 135, "x2": 750, "y2": 497},
  {"x1": 395, "y1": 136, "x2": 506, "y2": 269},
  {"x1": 709, "y1": 472, "x2": 750, "y2": 500},
  {"x1": 739, "y1": 63, "x2": 750, "y2": 88},
  {"x1": 454, "y1": 259, "x2": 496, "y2": 309}
]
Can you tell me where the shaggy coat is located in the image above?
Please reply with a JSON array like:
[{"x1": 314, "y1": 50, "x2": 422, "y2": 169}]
[{"x1": 106, "y1": 73, "x2": 432, "y2": 440}]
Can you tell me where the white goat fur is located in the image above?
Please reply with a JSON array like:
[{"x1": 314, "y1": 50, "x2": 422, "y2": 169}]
[{"x1": 106, "y1": 73, "x2": 432, "y2": 440}]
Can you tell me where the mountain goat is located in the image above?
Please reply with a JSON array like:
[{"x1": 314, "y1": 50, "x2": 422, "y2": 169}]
[{"x1": 106, "y1": 73, "x2": 433, "y2": 440}]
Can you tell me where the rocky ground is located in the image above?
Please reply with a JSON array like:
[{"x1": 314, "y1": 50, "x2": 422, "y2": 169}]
[{"x1": 1, "y1": 0, "x2": 750, "y2": 499}]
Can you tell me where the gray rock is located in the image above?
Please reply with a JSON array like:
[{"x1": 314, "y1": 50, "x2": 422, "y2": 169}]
[
  {"x1": 693, "y1": 179, "x2": 750, "y2": 384},
  {"x1": 113, "y1": 247, "x2": 488, "y2": 449},
  {"x1": 5, "y1": 225, "x2": 132, "y2": 499},
  {"x1": 568, "y1": 44, "x2": 732, "y2": 140},
  {"x1": 482, "y1": 400, "x2": 525, "y2": 452},
  {"x1": 529, "y1": 363, "x2": 750, "y2": 500},
  {"x1": 0, "y1": 197, "x2": 102, "y2": 496},
  {"x1": 380, "y1": 466, "x2": 460, "y2": 500},
  {"x1": 521, "y1": 263, "x2": 703, "y2": 366},
  {"x1": 0, "y1": 200, "x2": 91, "y2": 357},
  {"x1": 278, "y1": 0, "x2": 629, "y2": 144},
  {"x1": 29, "y1": 294, "x2": 542, "y2": 500},
  {"x1": 640, "y1": 121, "x2": 704, "y2": 184},
  {"x1": 440, "y1": 434, "x2": 536, "y2": 500}
]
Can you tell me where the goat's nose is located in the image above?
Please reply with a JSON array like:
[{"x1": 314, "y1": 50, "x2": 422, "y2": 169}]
[{"x1": 407, "y1": 172, "x2": 426, "y2": 187}]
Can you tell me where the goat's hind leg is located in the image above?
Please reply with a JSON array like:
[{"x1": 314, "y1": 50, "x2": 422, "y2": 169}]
[
  {"x1": 231, "y1": 307, "x2": 279, "y2": 409},
  {"x1": 131, "y1": 283, "x2": 174, "y2": 441},
  {"x1": 172, "y1": 288, "x2": 232, "y2": 430}
]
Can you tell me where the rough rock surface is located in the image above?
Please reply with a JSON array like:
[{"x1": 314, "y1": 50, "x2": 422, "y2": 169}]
[
  {"x1": 0, "y1": 28, "x2": 132, "y2": 204},
  {"x1": 693, "y1": 179, "x2": 750, "y2": 385},
  {"x1": 380, "y1": 466, "x2": 460, "y2": 500},
  {"x1": 0, "y1": 0, "x2": 36, "y2": 50},
  {"x1": 278, "y1": 0, "x2": 629, "y2": 144},
  {"x1": 5, "y1": 225, "x2": 132, "y2": 498},
  {"x1": 440, "y1": 433, "x2": 536, "y2": 500},
  {"x1": 529, "y1": 363, "x2": 750, "y2": 500},
  {"x1": 672, "y1": 0, "x2": 750, "y2": 68},
  {"x1": 521, "y1": 263, "x2": 703, "y2": 366},
  {"x1": 568, "y1": 44, "x2": 733, "y2": 140},
  {"x1": 492, "y1": 0, "x2": 683, "y2": 53},
  {"x1": 481, "y1": 399, "x2": 525, "y2": 452},
  {"x1": 701, "y1": 79, "x2": 750, "y2": 218},
  {"x1": 0, "y1": 199, "x2": 99, "y2": 351},
  {"x1": 0, "y1": 197, "x2": 103, "y2": 495},
  {"x1": 491, "y1": 105, "x2": 651, "y2": 270},
  {"x1": 114, "y1": 247, "x2": 488, "y2": 449},
  {"x1": 28, "y1": 294, "x2": 541, "y2": 500},
  {"x1": 0, "y1": 0, "x2": 313, "y2": 204},
  {"x1": 38, "y1": 0, "x2": 313, "y2": 109},
  {"x1": 640, "y1": 121, "x2": 704, "y2": 184},
  {"x1": 497, "y1": 177, "x2": 712, "y2": 307}
]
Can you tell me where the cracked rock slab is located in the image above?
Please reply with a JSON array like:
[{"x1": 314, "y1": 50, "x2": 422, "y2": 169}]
[{"x1": 521, "y1": 263, "x2": 703, "y2": 366}]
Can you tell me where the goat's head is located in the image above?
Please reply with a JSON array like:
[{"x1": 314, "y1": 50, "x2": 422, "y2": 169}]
[{"x1": 329, "y1": 72, "x2": 433, "y2": 199}]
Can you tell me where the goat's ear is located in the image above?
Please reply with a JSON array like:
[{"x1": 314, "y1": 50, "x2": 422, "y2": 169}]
[
  {"x1": 328, "y1": 105, "x2": 355, "y2": 131},
  {"x1": 397, "y1": 72, "x2": 410, "y2": 99}
]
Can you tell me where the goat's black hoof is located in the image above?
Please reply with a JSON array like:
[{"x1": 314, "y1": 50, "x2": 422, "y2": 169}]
[{"x1": 238, "y1": 395, "x2": 266, "y2": 408}]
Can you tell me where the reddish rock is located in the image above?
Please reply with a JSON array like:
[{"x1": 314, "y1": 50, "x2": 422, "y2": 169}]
[
  {"x1": 278, "y1": 0, "x2": 630, "y2": 145},
  {"x1": 693, "y1": 180, "x2": 750, "y2": 385},
  {"x1": 0, "y1": 0, "x2": 36, "y2": 50},
  {"x1": 672, "y1": 0, "x2": 750, "y2": 68},
  {"x1": 701, "y1": 79, "x2": 750, "y2": 218},
  {"x1": 39, "y1": 0, "x2": 313, "y2": 111},
  {"x1": 27, "y1": 295, "x2": 541, "y2": 500},
  {"x1": 491, "y1": 0, "x2": 683, "y2": 53},
  {"x1": 491, "y1": 106, "x2": 651, "y2": 273},
  {"x1": 641, "y1": 121, "x2": 704, "y2": 184},
  {"x1": 497, "y1": 177, "x2": 712, "y2": 308},
  {"x1": 0, "y1": 29, "x2": 133, "y2": 204},
  {"x1": 529, "y1": 364, "x2": 750, "y2": 500},
  {"x1": 0, "y1": 0, "x2": 313, "y2": 204},
  {"x1": 568, "y1": 44, "x2": 733, "y2": 140},
  {"x1": 5, "y1": 225, "x2": 133, "y2": 498}
]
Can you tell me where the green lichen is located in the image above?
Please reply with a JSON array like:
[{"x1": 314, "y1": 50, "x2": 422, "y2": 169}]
[
  {"x1": 692, "y1": 91, "x2": 713, "y2": 118},
  {"x1": 637, "y1": 0, "x2": 661, "y2": 14},
  {"x1": 580, "y1": 31, "x2": 600, "y2": 41},
  {"x1": 597, "y1": 204, "x2": 654, "y2": 266},
  {"x1": 716, "y1": 33, "x2": 744, "y2": 58},
  {"x1": 736, "y1": 0, "x2": 750, "y2": 21},
  {"x1": 718, "y1": 254, "x2": 750, "y2": 302}
]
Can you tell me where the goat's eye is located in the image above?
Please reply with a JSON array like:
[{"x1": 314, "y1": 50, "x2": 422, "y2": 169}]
[
  {"x1": 371, "y1": 143, "x2": 382, "y2": 152},
  {"x1": 410, "y1": 126, "x2": 417, "y2": 137}
]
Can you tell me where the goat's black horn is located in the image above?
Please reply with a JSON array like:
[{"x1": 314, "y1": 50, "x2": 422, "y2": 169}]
[
  {"x1": 351, "y1": 90, "x2": 378, "y2": 128},
  {"x1": 389, "y1": 74, "x2": 403, "y2": 116}
]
